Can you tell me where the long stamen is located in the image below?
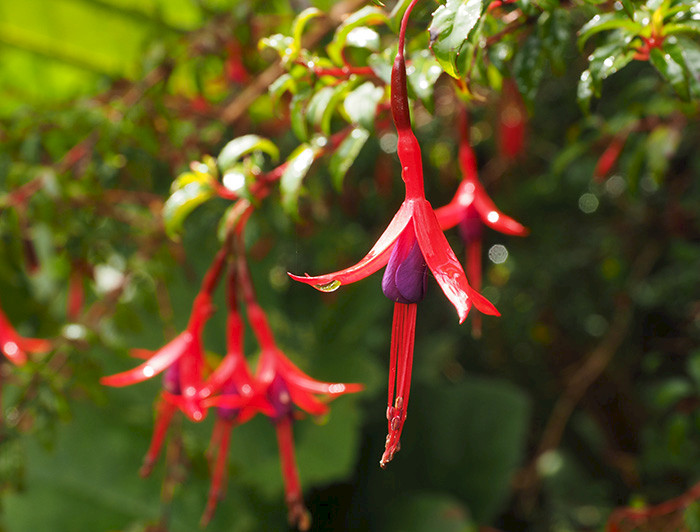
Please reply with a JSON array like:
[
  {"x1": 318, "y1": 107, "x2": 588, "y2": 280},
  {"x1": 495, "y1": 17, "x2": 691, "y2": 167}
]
[
  {"x1": 466, "y1": 238, "x2": 482, "y2": 338},
  {"x1": 381, "y1": 302, "x2": 418, "y2": 468},
  {"x1": 201, "y1": 418, "x2": 234, "y2": 527},
  {"x1": 275, "y1": 416, "x2": 311, "y2": 531},
  {"x1": 140, "y1": 397, "x2": 179, "y2": 477}
]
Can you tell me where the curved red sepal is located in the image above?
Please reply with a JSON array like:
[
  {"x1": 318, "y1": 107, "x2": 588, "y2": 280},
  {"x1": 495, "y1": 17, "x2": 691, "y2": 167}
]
[
  {"x1": 288, "y1": 202, "x2": 413, "y2": 290},
  {"x1": 100, "y1": 331, "x2": 193, "y2": 387}
]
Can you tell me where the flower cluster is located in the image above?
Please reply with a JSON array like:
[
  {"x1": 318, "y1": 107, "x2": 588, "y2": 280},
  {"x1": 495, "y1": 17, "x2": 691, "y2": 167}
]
[{"x1": 101, "y1": 238, "x2": 362, "y2": 528}]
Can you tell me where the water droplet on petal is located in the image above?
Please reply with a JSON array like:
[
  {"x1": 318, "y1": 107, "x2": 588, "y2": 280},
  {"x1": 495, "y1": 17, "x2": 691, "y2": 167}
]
[
  {"x1": 242, "y1": 384, "x2": 252, "y2": 395},
  {"x1": 142, "y1": 365, "x2": 155, "y2": 378},
  {"x1": 185, "y1": 386, "x2": 197, "y2": 397},
  {"x1": 487, "y1": 211, "x2": 500, "y2": 223},
  {"x1": 314, "y1": 279, "x2": 341, "y2": 292}
]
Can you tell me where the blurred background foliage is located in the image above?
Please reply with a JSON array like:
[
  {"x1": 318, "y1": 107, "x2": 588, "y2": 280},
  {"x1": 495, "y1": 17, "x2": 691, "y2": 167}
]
[{"x1": 0, "y1": 0, "x2": 699, "y2": 531}]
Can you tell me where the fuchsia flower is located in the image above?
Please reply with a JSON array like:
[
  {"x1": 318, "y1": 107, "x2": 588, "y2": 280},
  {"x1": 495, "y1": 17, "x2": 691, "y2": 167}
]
[
  {"x1": 435, "y1": 110, "x2": 528, "y2": 336},
  {"x1": 101, "y1": 247, "x2": 229, "y2": 421},
  {"x1": 239, "y1": 242, "x2": 362, "y2": 528},
  {"x1": 290, "y1": 0, "x2": 498, "y2": 467},
  {"x1": 0, "y1": 303, "x2": 52, "y2": 365}
]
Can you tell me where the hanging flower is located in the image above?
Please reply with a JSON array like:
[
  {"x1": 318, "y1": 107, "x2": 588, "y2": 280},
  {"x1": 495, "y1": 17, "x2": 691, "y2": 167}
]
[
  {"x1": 0, "y1": 303, "x2": 52, "y2": 365},
  {"x1": 290, "y1": 2, "x2": 497, "y2": 467},
  {"x1": 101, "y1": 247, "x2": 229, "y2": 422},
  {"x1": 435, "y1": 109, "x2": 528, "y2": 336}
]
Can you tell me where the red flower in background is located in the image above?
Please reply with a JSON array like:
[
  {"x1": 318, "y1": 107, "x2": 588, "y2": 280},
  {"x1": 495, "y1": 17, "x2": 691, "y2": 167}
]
[
  {"x1": 498, "y1": 79, "x2": 527, "y2": 161},
  {"x1": 436, "y1": 109, "x2": 528, "y2": 336},
  {"x1": 0, "y1": 303, "x2": 52, "y2": 365}
]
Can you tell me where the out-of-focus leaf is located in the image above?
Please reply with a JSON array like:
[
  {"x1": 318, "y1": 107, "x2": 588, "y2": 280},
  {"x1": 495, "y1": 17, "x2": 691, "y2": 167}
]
[
  {"x1": 269, "y1": 73, "x2": 296, "y2": 103},
  {"x1": 327, "y1": 6, "x2": 388, "y2": 66},
  {"x1": 407, "y1": 49, "x2": 443, "y2": 109},
  {"x1": 162, "y1": 181, "x2": 215, "y2": 240},
  {"x1": 343, "y1": 81, "x2": 384, "y2": 129},
  {"x1": 258, "y1": 33, "x2": 295, "y2": 62},
  {"x1": 645, "y1": 124, "x2": 681, "y2": 181},
  {"x1": 407, "y1": 377, "x2": 531, "y2": 523},
  {"x1": 307, "y1": 83, "x2": 352, "y2": 136},
  {"x1": 292, "y1": 7, "x2": 323, "y2": 48},
  {"x1": 291, "y1": 88, "x2": 312, "y2": 142},
  {"x1": 280, "y1": 142, "x2": 320, "y2": 217},
  {"x1": 649, "y1": 47, "x2": 689, "y2": 99},
  {"x1": 514, "y1": 33, "x2": 546, "y2": 106},
  {"x1": 378, "y1": 493, "x2": 476, "y2": 532},
  {"x1": 217, "y1": 134, "x2": 279, "y2": 172},
  {"x1": 539, "y1": 10, "x2": 571, "y2": 75},
  {"x1": 329, "y1": 127, "x2": 370, "y2": 191},
  {"x1": 429, "y1": 0, "x2": 484, "y2": 79},
  {"x1": 577, "y1": 13, "x2": 641, "y2": 49},
  {"x1": 345, "y1": 26, "x2": 381, "y2": 52}
]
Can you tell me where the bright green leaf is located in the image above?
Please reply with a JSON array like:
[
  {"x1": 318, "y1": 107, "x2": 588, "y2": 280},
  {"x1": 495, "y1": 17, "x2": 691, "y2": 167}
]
[
  {"x1": 326, "y1": 6, "x2": 388, "y2": 66},
  {"x1": 577, "y1": 13, "x2": 642, "y2": 49},
  {"x1": 280, "y1": 143, "x2": 319, "y2": 217},
  {"x1": 407, "y1": 49, "x2": 443, "y2": 108},
  {"x1": 162, "y1": 181, "x2": 215, "y2": 240},
  {"x1": 429, "y1": 0, "x2": 484, "y2": 79},
  {"x1": 649, "y1": 46, "x2": 689, "y2": 99},
  {"x1": 343, "y1": 81, "x2": 384, "y2": 129},
  {"x1": 292, "y1": 7, "x2": 323, "y2": 47},
  {"x1": 345, "y1": 26, "x2": 381, "y2": 52},
  {"x1": 217, "y1": 134, "x2": 279, "y2": 172},
  {"x1": 329, "y1": 127, "x2": 370, "y2": 190}
]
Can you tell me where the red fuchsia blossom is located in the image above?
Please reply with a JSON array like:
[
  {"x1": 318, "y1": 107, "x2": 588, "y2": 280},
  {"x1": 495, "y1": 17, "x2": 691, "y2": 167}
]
[
  {"x1": 0, "y1": 302, "x2": 52, "y2": 365},
  {"x1": 238, "y1": 247, "x2": 362, "y2": 530},
  {"x1": 435, "y1": 109, "x2": 528, "y2": 336},
  {"x1": 291, "y1": 0, "x2": 498, "y2": 468},
  {"x1": 198, "y1": 265, "x2": 270, "y2": 526},
  {"x1": 100, "y1": 246, "x2": 229, "y2": 422}
]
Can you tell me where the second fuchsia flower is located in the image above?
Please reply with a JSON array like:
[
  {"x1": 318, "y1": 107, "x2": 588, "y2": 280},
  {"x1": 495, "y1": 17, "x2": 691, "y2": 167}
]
[{"x1": 435, "y1": 109, "x2": 529, "y2": 336}]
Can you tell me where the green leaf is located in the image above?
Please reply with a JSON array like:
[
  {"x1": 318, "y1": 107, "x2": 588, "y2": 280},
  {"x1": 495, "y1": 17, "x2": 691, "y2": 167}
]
[
  {"x1": 620, "y1": 0, "x2": 636, "y2": 18},
  {"x1": 407, "y1": 49, "x2": 443, "y2": 109},
  {"x1": 539, "y1": 10, "x2": 571, "y2": 75},
  {"x1": 217, "y1": 134, "x2": 279, "y2": 172},
  {"x1": 327, "y1": 6, "x2": 388, "y2": 66},
  {"x1": 649, "y1": 46, "x2": 689, "y2": 99},
  {"x1": 162, "y1": 181, "x2": 215, "y2": 240},
  {"x1": 258, "y1": 33, "x2": 295, "y2": 62},
  {"x1": 292, "y1": 7, "x2": 323, "y2": 47},
  {"x1": 280, "y1": 143, "x2": 320, "y2": 217},
  {"x1": 345, "y1": 26, "x2": 381, "y2": 52},
  {"x1": 269, "y1": 73, "x2": 296, "y2": 104},
  {"x1": 389, "y1": 0, "x2": 417, "y2": 33},
  {"x1": 307, "y1": 83, "x2": 352, "y2": 136},
  {"x1": 329, "y1": 127, "x2": 370, "y2": 190},
  {"x1": 406, "y1": 377, "x2": 531, "y2": 523},
  {"x1": 577, "y1": 13, "x2": 642, "y2": 49},
  {"x1": 291, "y1": 88, "x2": 312, "y2": 142},
  {"x1": 513, "y1": 33, "x2": 546, "y2": 106},
  {"x1": 378, "y1": 493, "x2": 476, "y2": 532},
  {"x1": 343, "y1": 81, "x2": 384, "y2": 129},
  {"x1": 645, "y1": 124, "x2": 681, "y2": 181},
  {"x1": 664, "y1": 20, "x2": 700, "y2": 37},
  {"x1": 429, "y1": 0, "x2": 484, "y2": 79}
]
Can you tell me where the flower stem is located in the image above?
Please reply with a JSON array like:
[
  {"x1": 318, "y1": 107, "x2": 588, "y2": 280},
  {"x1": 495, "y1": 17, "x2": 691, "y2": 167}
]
[{"x1": 381, "y1": 301, "x2": 417, "y2": 468}]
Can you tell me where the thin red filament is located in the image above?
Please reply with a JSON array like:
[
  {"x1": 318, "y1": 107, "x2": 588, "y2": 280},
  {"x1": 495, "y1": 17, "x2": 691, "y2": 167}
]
[{"x1": 381, "y1": 302, "x2": 417, "y2": 468}]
